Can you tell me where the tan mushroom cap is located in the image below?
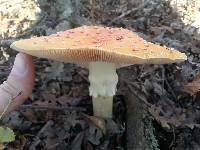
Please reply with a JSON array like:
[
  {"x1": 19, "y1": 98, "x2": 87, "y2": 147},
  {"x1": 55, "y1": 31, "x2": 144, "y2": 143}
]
[{"x1": 11, "y1": 25, "x2": 187, "y2": 65}]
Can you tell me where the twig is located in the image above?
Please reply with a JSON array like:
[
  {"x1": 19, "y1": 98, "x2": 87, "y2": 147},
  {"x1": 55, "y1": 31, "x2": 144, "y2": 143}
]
[
  {"x1": 108, "y1": 1, "x2": 149, "y2": 25},
  {"x1": 20, "y1": 104, "x2": 86, "y2": 112},
  {"x1": 160, "y1": 65, "x2": 177, "y2": 100},
  {"x1": 29, "y1": 120, "x2": 54, "y2": 149},
  {"x1": 165, "y1": 79, "x2": 177, "y2": 101},
  {"x1": 127, "y1": 82, "x2": 151, "y2": 107},
  {"x1": 161, "y1": 65, "x2": 165, "y2": 95}
]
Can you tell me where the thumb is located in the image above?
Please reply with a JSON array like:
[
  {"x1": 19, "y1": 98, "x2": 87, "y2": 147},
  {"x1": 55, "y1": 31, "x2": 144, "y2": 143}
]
[{"x1": 0, "y1": 53, "x2": 35, "y2": 114}]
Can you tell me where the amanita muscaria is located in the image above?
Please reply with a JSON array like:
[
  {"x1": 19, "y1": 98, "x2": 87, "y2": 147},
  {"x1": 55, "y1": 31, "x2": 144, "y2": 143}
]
[{"x1": 11, "y1": 25, "x2": 187, "y2": 118}]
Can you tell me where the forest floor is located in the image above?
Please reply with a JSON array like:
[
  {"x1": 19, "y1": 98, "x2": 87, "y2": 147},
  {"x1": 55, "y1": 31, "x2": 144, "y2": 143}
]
[{"x1": 1, "y1": 0, "x2": 200, "y2": 149}]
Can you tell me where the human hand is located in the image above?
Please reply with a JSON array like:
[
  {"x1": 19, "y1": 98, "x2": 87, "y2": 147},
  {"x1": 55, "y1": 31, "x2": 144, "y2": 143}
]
[{"x1": 0, "y1": 53, "x2": 35, "y2": 116}]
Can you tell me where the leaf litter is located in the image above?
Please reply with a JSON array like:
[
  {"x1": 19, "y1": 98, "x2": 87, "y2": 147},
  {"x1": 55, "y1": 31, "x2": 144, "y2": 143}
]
[{"x1": 1, "y1": 0, "x2": 200, "y2": 149}]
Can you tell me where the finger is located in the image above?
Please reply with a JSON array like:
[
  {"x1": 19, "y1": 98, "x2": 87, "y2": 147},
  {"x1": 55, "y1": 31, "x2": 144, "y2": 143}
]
[{"x1": 0, "y1": 53, "x2": 35, "y2": 114}]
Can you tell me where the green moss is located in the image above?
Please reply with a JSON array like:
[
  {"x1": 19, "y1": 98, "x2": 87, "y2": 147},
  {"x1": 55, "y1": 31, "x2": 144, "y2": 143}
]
[{"x1": 144, "y1": 112, "x2": 160, "y2": 150}]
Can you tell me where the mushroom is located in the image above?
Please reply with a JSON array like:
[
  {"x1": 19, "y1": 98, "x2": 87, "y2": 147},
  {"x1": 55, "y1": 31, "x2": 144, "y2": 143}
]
[{"x1": 10, "y1": 26, "x2": 187, "y2": 118}]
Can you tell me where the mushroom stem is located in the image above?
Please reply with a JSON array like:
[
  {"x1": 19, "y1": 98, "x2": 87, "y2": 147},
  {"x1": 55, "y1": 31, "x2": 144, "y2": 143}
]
[
  {"x1": 92, "y1": 96, "x2": 113, "y2": 118},
  {"x1": 88, "y1": 62, "x2": 118, "y2": 118}
]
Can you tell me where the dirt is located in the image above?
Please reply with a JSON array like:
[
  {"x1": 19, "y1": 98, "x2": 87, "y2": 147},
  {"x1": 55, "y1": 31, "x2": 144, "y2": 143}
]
[{"x1": 1, "y1": 0, "x2": 200, "y2": 150}]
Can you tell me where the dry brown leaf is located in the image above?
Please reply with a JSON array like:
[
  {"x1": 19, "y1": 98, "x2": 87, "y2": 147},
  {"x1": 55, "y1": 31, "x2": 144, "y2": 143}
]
[
  {"x1": 21, "y1": 109, "x2": 38, "y2": 123},
  {"x1": 149, "y1": 104, "x2": 200, "y2": 129},
  {"x1": 149, "y1": 105, "x2": 170, "y2": 129},
  {"x1": 183, "y1": 73, "x2": 200, "y2": 95},
  {"x1": 33, "y1": 94, "x2": 75, "y2": 108},
  {"x1": 82, "y1": 114, "x2": 106, "y2": 134},
  {"x1": 0, "y1": 144, "x2": 4, "y2": 150}
]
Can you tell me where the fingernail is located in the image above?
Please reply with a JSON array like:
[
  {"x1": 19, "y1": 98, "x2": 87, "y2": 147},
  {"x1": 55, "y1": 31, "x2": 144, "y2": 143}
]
[{"x1": 12, "y1": 54, "x2": 27, "y2": 76}]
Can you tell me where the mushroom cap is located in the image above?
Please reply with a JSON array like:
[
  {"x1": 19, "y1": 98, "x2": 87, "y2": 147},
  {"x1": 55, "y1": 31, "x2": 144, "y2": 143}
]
[{"x1": 11, "y1": 25, "x2": 187, "y2": 65}]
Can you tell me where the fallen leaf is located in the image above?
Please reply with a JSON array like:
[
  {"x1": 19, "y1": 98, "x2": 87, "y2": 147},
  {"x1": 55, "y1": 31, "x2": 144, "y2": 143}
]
[
  {"x1": 70, "y1": 132, "x2": 84, "y2": 150},
  {"x1": 86, "y1": 125, "x2": 103, "y2": 145},
  {"x1": 149, "y1": 105, "x2": 170, "y2": 129},
  {"x1": 82, "y1": 114, "x2": 106, "y2": 134},
  {"x1": 0, "y1": 144, "x2": 4, "y2": 150},
  {"x1": 21, "y1": 109, "x2": 38, "y2": 123},
  {"x1": 149, "y1": 103, "x2": 200, "y2": 129},
  {"x1": 183, "y1": 73, "x2": 200, "y2": 95}
]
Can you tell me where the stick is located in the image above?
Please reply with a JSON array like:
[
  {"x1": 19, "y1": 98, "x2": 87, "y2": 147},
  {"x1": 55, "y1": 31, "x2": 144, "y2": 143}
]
[
  {"x1": 108, "y1": 1, "x2": 149, "y2": 25},
  {"x1": 19, "y1": 104, "x2": 86, "y2": 112}
]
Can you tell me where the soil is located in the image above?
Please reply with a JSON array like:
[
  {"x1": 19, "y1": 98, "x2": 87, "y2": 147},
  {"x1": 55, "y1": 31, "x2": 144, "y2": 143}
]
[{"x1": 1, "y1": 0, "x2": 200, "y2": 150}]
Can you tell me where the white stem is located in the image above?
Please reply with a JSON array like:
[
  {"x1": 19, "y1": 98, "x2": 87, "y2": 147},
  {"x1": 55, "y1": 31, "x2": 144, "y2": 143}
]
[
  {"x1": 88, "y1": 62, "x2": 118, "y2": 97},
  {"x1": 92, "y1": 96, "x2": 113, "y2": 118},
  {"x1": 88, "y1": 62, "x2": 118, "y2": 118}
]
